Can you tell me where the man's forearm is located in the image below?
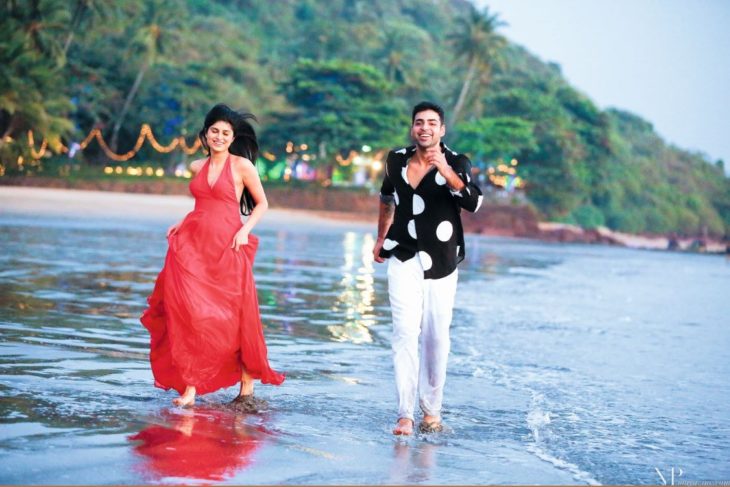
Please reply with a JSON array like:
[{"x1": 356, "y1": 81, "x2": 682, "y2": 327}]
[
  {"x1": 439, "y1": 165, "x2": 465, "y2": 191},
  {"x1": 377, "y1": 200, "x2": 395, "y2": 239}
]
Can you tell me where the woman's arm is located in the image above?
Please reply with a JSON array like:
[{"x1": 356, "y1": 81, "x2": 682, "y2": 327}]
[{"x1": 231, "y1": 157, "x2": 268, "y2": 250}]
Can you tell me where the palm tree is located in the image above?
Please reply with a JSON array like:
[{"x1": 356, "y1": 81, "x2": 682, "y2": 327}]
[
  {"x1": 110, "y1": 1, "x2": 179, "y2": 152},
  {"x1": 448, "y1": 5, "x2": 506, "y2": 126},
  {"x1": 62, "y1": 0, "x2": 118, "y2": 58},
  {"x1": 380, "y1": 30, "x2": 407, "y2": 84},
  {"x1": 14, "y1": 0, "x2": 66, "y2": 60},
  {"x1": 0, "y1": 0, "x2": 71, "y2": 149}
]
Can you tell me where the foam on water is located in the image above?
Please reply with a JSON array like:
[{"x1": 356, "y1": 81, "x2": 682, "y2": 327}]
[{"x1": 454, "y1": 238, "x2": 730, "y2": 484}]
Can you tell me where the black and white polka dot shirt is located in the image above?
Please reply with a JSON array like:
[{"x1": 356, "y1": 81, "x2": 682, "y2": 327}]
[{"x1": 378, "y1": 144, "x2": 483, "y2": 279}]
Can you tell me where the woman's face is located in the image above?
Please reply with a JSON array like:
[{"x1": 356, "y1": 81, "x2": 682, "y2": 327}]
[{"x1": 206, "y1": 121, "x2": 234, "y2": 154}]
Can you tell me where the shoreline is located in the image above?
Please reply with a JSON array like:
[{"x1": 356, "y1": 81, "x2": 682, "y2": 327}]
[
  {"x1": 536, "y1": 221, "x2": 727, "y2": 253},
  {"x1": 0, "y1": 183, "x2": 726, "y2": 254},
  {"x1": 0, "y1": 186, "x2": 375, "y2": 230}
]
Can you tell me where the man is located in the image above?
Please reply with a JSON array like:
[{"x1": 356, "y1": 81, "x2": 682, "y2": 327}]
[{"x1": 373, "y1": 101, "x2": 483, "y2": 435}]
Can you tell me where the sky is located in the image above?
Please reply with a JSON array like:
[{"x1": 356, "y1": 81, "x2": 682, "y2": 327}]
[{"x1": 475, "y1": 0, "x2": 730, "y2": 173}]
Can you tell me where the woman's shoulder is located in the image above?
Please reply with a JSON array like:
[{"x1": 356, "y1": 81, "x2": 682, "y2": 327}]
[
  {"x1": 189, "y1": 158, "x2": 206, "y2": 172},
  {"x1": 229, "y1": 154, "x2": 256, "y2": 173}
]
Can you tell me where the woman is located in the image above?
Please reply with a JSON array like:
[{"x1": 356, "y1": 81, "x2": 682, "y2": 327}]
[{"x1": 141, "y1": 103, "x2": 284, "y2": 408}]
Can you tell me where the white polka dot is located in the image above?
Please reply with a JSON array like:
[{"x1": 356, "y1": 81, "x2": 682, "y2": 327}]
[
  {"x1": 383, "y1": 239, "x2": 397, "y2": 250},
  {"x1": 475, "y1": 195, "x2": 484, "y2": 212},
  {"x1": 401, "y1": 166, "x2": 409, "y2": 185},
  {"x1": 394, "y1": 189, "x2": 399, "y2": 206},
  {"x1": 413, "y1": 194, "x2": 425, "y2": 215},
  {"x1": 436, "y1": 221, "x2": 453, "y2": 241},
  {"x1": 418, "y1": 251, "x2": 432, "y2": 271},
  {"x1": 435, "y1": 172, "x2": 446, "y2": 185},
  {"x1": 456, "y1": 245, "x2": 461, "y2": 256},
  {"x1": 407, "y1": 219, "x2": 417, "y2": 239},
  {"x1": 466, "y1": 173, "x2": 471, "y2": 183}
]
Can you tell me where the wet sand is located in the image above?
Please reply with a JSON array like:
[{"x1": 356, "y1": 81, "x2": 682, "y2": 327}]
[
  {"x1": 0, "y1": 186, "x2": 375, "y2": 230},
  {"x1": 4, "y1": 185, "x2": 724, "y2": 253}
]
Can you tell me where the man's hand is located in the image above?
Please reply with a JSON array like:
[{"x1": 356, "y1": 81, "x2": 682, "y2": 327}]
[
  {"x1": 424, "y1": 147, "x2": 448, "y2": 171},
  {"x1": 373, "y1": 237, "x2": 386, "y2": 263},
  {"x1": 425, "y1": 148, "x2": 465, "y2": 192}
]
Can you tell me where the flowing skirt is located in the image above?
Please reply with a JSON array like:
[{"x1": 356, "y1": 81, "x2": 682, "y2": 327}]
[{"x1": 141, "y1": 216, "x2": 284, "y2": 395}]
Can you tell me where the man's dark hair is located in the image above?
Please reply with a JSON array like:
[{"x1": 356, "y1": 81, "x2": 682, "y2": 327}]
[{"x1": 411, "y1": 101, "x2": 445, "y2": 125}]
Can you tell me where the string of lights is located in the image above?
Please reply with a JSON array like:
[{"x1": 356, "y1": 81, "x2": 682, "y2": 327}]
[
  {"x1": 25, "y1": 124, "x2": 203, "y2": 162},
  {"x1": 20, "y1": 129, "x2": 525, "y2": 190},
  {"x1": 27, "y1": 131, "x2": 48, "y2": 160}
]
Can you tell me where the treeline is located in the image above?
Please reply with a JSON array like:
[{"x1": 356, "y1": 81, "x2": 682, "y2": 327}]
[{"x1": 1, "y1": 0, "x2": 728, "y2": 235}]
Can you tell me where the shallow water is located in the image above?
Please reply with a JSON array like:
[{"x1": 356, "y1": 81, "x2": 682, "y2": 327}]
[{"x1": 0, "y1": 211, "x2": 728, "y2": 485}]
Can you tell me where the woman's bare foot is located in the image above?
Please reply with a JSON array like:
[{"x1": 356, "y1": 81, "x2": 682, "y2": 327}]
[
  {"x1": 393, "y1": 418, "x2": 414, "y2": 436},
  {"x1": 172, "y1": 386, "x2": 196, "y2": 407},
  {"x1": 239, "y1": 369, "x2": 254, "y2": 397}
]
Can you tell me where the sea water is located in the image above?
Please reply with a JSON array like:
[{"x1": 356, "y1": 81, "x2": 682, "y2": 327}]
[{"x1": 0, "y1": 212, "x2": 728, "y2": 485}]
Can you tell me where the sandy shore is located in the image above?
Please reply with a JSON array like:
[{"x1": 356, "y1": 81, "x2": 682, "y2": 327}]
[
  {"x1": 2, "y1": 186, "x2": 725, "y2": 253},
  {"x1": 0, "y1": 186, "x2": 375, "y2": 230},
  {"x1": 538, "y1": 221, "x2": 727, "y2": 253}
]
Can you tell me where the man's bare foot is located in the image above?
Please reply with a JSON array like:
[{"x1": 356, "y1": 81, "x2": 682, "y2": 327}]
[
  {"x1": 393, "y1": 418, "x2": 414, "y2": 436},
  {"x1": 172, "y1": 386, "x2": 196, "y2": 407},
  {"x1": 418, "y1": 414, "x2": 443, "y2": 433}
]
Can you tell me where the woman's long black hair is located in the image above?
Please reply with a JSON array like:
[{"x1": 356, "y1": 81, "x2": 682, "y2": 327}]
[{"x1": 198, "y1": 103, "x2": 259, "y2": 216}]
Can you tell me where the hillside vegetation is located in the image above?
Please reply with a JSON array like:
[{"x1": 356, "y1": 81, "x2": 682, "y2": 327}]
[{"x1": 1, "y1": 0, "x2": 728, "y2": 235}]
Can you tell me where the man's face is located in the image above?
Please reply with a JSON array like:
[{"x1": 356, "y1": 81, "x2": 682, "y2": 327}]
[{"x1": 410, "y1": 109, "x2": 445, "y2": 150}]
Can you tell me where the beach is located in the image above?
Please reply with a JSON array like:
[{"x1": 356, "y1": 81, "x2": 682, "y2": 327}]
[
  {"x1": 0, "y1": 186, "x2": 376, "y2": 229},
  {"x1": 1, "y1": 185, "x2": 729, "y2": 484},
  {"x1": 2, "y1": 183, "x2": 725, "y2": 253}
]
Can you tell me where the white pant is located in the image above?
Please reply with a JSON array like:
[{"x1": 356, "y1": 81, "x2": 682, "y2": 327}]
[{"x1": 387, "y1": 256, "x2": 458, "y2": 421}]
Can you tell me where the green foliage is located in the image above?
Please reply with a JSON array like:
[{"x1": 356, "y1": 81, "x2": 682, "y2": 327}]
[
  {"x1": 0, "y1": 0, "x2": 727, "y2": 235},
  {"x1": 452, "y1": 117, "x2": 536, "y2": 165},
  {"x1": 0, "y1": 0, "x2": 73, "y2": 166},
  {"x1": 263, "y1": 59, "x2": 408, "y2": 159},
  {"x1": 599, "y1": 109, "x2": 729, "y2": 235},
  {"x1": 448, "y1": 4, "x2": 507, "y2": 125},
  {"x1": 570, "y1": 204, "x2": 606, "y2": 230}
]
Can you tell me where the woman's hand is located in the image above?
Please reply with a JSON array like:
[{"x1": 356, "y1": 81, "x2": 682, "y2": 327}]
[
  {"x1": 231, "y1": 229, "x2": 249, "y2": 251},
  {"x1": 167, "y1": 222, "x2": 182, "y2": 237}
]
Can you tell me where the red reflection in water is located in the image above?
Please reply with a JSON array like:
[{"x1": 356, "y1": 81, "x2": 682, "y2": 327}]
[{"x1": 129, "y1": 407, "x2": 268, "y2": 482}]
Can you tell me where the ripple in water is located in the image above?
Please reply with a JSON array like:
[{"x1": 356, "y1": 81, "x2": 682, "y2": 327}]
[{"x1": 1, "y1": 214, "x2": 729, "y2": 484}]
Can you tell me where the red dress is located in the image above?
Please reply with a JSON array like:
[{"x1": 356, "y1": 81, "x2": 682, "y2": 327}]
[{"x1": 141, "y1": 156, "x2": 284, "y2": 395}]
